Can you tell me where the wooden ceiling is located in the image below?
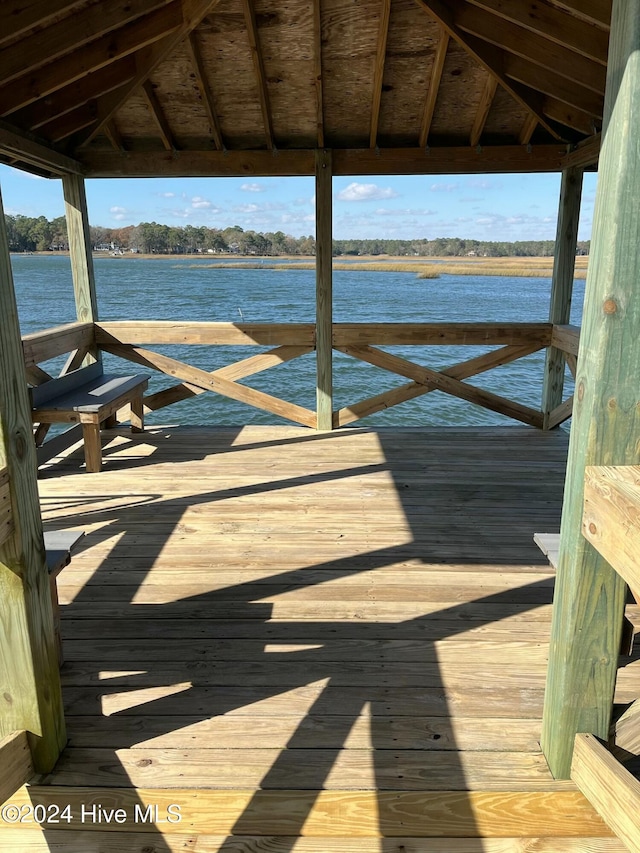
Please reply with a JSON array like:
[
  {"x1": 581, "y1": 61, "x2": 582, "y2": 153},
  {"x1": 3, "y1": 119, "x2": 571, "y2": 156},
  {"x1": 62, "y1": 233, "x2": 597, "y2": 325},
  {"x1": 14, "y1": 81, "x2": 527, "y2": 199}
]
[{"x1": 0, "y1": 0, "x2": 609, "y2": 178}]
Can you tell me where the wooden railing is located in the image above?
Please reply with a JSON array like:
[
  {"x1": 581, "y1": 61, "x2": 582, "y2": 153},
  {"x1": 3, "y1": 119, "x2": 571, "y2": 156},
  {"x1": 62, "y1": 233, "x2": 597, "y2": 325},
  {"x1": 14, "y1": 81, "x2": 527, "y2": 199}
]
[
  {"x1": 570, "y1": 465, "x2": 640, "y2": 851},
  {"x1": 23, "y1": 321, "x2": 579, "y2": 442},
  {"x1": 0, "y1": 731, "x2": 33, "y2": 808}
]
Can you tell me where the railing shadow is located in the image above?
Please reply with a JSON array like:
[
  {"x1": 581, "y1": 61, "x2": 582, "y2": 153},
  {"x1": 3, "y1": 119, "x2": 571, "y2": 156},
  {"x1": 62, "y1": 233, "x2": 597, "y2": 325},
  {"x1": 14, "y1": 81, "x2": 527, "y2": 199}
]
[{"x1": 34, "y1": 425, "x2": 567, "y2": 851}]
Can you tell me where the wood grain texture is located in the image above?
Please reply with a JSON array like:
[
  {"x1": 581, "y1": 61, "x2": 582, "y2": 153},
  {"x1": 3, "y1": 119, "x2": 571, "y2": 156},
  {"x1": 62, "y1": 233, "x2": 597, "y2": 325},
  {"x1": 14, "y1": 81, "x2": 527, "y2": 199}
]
[
  {"x1": 542, "y1": 167, "x2": 583, "y2": 428},
  {"x1": 0, "y1": 730, "x2": 33, "y2": 806},
  {"x1": 571, "y1": 733, "x2": 640, "y2": 853},
  {"x1": 541, "y1": 1, "x2": 640, "y2": 779},
  {"x1": 0, "y1": 188, "x2": 66, "y2": 772},
  {"x1": 315, "y1": 149, "x2": 333, "y2": 430},
  {"x1": 1, "y1": 787, "x2": 612, "y2": 837},
  {"x1": 22, "y1": 323, "x2": 95, "y2": 367}
]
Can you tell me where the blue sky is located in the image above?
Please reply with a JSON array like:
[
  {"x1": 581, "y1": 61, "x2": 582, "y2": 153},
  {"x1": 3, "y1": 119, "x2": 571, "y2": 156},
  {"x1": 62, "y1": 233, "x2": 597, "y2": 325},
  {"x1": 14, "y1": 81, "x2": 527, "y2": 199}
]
[{"x1": 0, "y1": 164, "x2": 597, "y2": 242}]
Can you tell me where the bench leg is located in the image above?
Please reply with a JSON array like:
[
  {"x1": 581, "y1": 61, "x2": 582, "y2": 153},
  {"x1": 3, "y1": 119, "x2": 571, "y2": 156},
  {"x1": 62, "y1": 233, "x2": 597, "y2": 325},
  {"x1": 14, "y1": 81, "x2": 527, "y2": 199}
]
[
  {"x1": 103, "y1": 414, "x2": 118, "y2": 429},
  {"x1": 82, "y1": 421, "x2": 102, "y2": 473},
  {"x1": 130, "y1": 395, "x2": 144, "y2": 433}
]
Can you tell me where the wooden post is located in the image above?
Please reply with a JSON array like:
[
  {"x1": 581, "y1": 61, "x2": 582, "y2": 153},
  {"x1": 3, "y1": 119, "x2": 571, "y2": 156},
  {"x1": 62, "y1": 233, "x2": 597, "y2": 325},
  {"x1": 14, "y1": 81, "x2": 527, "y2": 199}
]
[
  {"x1": 63, "y1": 174, "x2": 100, "y2": 362},
  {"x1": 0, "y1": 186, "x2": 66, "y2": 773},
  {"x1": 541, "y1": 0, "x2": 640, "y2": 779},
  {"x1": 315, "y1": 148, "x2": 333, "y2": 430},
  {"x1": 541, "y1": 165, "x2": 583, "y2": 429}
]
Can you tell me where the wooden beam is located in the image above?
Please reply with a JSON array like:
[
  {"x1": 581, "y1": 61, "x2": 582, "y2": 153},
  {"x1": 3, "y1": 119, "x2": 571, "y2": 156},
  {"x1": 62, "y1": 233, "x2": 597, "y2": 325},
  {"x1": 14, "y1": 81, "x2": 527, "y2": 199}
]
[
  {"x1": 0, "y1": 3, "x2": 183, "y2": 118},
  {"x1": 0, "y1": 188, "x2": 66, "y2": 773},
  {"x1": 0, "y1": 0, "x2": 173, "y2": 88},
  {"x1": 71, "y1": 0, "x2": 220, "y2": 147},
  {"x1": 242, "y1": 0, "x2": 274, "y2": 150},
  {"x1": 519, "y1": 114, "x2": 538, "y2": 145},
  {"x1": 0, "y1": 120, "x2": 84, "y2": 176},
  {"x1": 10, "y1": 59, "x2": 138, "y2": 132},
  {"x1": 95, "y1": 321, "x2": 315, "y2": 346},
  {"x1": 415, "y1": 0, "x2": 563, "y2": 140},
  {"x1": 315, "y1": 149, "x2": 333, "y2": 430},
  {"x1": 0, "y1": 1, "x2": 84, "y2": 47},
  {"x1": 142, "y1": 80, "x2": 177, "y2": 151},
  {"x1": 370, "y1": 0, "x2": 391, "y2": 149},
  {"x1": 79, "y1": 144, "x2": 567, "y2": 177},
  {"x1": 541, "y1": 0, "x2": 640, "y2": 780},
  {"x1": 551, "y1": 0, "x2": 612, "y2": 28},
  {"x1": 572, "y1": 733, "x2": 640, "y2": 853},
  {"x1": 542, "y1": 166, "x2": 583, "y2": 429},
  {"x1": 470, "y1": 74, "x2": 497, "y2": 147},
  {"x1": 332, "y1": 322, "x2": 551, "y2": 347},
  {"x1": 186, "y1": 32, "x2": 224, "y2": 150},
  {"x1": 505, "y1": 56, "x2": 604, "y2": 118},
  {"x1": 100, "y1": 341, "x2": 317, "y2": 427},
  {"x1": 550, "y1": 324, "x2": 581, "y2": 358},
  {"x1": 543, "y1": 98, "x2": 599, "y2": 137},
  {"x1": 0, "y1": 731, "x2": 33, "y2": 807},
  {"x1": 39, "y1": 103, "x2": 100, "y2": 144},
  {"x1": 313, "y1": 0, "x2": 324, "y2": 147},
  {"x1": 563, "y1": 134, "x2": 601, "y2": 168},
  {"x1": 104, "y1": 120, "x2": 126, "y2": 152},
  {"x1": 419, "y1": 30, "x2": 449, "y2": 148},
  {"x1": 455, "y1": 3, "x2": 607, "y2": 94},
  {"x1": 63, "y1": 177, "x2": 100, "y2": 332},
  {"x1": 583, "y1": 465, "x2": 640, "y2": 594},
  {"x1": 22, "y1": 322, "x2": 95, "y2": 367},
  {"x1": 466, "y1": 0, "x2": 610, "y2": 65}
]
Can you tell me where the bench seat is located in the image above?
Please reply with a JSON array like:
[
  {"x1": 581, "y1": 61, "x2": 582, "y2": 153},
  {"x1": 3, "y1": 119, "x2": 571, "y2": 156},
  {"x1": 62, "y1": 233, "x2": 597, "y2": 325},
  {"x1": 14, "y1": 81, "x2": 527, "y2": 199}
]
[{"x1": 31, "y1": 363, "x2": 149, "y2": 473}]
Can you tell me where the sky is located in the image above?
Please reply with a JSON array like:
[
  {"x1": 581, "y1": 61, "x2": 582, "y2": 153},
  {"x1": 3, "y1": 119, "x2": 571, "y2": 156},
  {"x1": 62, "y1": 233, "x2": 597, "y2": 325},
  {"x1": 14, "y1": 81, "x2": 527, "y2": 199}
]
[{"x1": 0, "y1": 163, "x2": 598, "y2": 243}]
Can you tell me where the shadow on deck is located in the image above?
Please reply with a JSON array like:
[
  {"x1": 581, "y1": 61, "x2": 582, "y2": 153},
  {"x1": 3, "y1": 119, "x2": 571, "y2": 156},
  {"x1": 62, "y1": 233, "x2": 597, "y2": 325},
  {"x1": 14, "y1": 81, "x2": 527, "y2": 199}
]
[{"x1": 9, "y1": 425, "x2": 629, "y2": 851}]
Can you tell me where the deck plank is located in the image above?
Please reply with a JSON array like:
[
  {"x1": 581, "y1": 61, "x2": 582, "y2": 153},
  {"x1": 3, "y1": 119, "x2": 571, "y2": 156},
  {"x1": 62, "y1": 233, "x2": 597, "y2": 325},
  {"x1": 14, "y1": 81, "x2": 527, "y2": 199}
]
[{"x1": 26, "y1": 425, "x2": 635, "y2": 845}]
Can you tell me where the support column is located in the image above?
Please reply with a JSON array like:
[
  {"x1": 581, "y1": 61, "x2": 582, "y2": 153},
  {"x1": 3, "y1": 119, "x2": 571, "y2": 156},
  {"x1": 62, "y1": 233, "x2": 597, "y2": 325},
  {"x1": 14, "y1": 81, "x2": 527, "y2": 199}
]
[
  {"x1": 541, "y1": 165, "x2": 583, "y2": 429},
  {"x1": 63, "y1": 174, "x2": 100, "y2": 361},
  {"x1": 315, "y1": 148, "x2": 333, "y2": 430},
  {"x1": 0, "y1": 186, "x2": 66, "y2": 773},
  {"x1": 541, "y1": 0, "x2": 640, "y2": 779}
]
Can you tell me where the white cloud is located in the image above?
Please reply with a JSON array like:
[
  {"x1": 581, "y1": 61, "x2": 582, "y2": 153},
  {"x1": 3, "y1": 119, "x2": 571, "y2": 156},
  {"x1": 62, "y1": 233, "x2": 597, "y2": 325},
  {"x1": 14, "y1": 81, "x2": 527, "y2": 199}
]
[
  {"x1": 241, "y1": 182, "x2": 265, "y2": 193},
  {"x1": 191, "y1": 196, "x2": 211, "y2": 209},
  {"x1": 234, "y1": 203, "x2": 259, "y2": 213},
  {"x1": 336, "y1": 182, "x2": 399, "y2": 202},
  {"x1": 110, "y1": 205, "x2": 128, "y2": 220},
  {"x1": 430, "y1": 182, "x2": 459, "y2": 193},
  {"x1": 160, "y1": 192, "x2": 175, "y2": 198}
]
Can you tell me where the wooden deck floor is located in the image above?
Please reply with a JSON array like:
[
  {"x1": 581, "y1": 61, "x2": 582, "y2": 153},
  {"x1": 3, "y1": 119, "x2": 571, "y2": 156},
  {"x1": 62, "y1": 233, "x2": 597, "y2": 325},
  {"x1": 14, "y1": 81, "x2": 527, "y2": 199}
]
[{"x1": 10, "y1": 425, "x2": 633, "y2": 851}]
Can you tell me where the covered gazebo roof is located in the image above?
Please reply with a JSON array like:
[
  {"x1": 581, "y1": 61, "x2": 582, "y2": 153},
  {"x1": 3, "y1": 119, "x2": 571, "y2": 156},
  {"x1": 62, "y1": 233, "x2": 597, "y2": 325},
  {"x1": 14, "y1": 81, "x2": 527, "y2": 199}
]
[{"x1": 0, "y1": 0, "x2": 607, "y2": 179}]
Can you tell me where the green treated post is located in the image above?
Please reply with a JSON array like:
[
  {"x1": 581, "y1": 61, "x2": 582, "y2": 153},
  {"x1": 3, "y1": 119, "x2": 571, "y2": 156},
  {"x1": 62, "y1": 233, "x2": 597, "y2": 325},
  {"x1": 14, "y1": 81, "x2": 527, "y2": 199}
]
[
  {"x1": 0, "y1": 186, "x2": 66, "y2": 773},
  {"x1": 541, "y1": 0, "x2": 640, "y2": 779},
  {"x1": 541, "y1": 166, "x2": 583, "y2": 429},
  {"x1": 63, "y1": 174, "x2": 100, "y2": 363},
  {"x1": 315, "y1": 149, "x2": 333, "y2": 430}
]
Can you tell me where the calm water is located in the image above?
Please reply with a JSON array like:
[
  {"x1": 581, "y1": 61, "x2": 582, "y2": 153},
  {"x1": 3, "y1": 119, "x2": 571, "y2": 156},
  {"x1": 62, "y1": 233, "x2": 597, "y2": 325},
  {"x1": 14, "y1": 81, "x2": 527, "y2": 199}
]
[{"x1": 11, "y1": 254, "x2": 584, "y2": 428}]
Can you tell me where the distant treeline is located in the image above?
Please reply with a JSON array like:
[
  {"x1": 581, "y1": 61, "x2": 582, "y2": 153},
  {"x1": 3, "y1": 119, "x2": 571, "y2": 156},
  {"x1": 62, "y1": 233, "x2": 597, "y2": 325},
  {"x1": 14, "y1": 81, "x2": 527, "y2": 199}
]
[{"x1": 4, "y1": 214, "x2": 590, "y2": 257}]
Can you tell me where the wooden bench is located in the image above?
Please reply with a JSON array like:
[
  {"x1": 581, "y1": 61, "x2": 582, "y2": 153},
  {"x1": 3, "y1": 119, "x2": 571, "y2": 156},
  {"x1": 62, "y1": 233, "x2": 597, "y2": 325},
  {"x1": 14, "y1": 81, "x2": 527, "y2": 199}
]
[
  {"x1": 44, "y1": 529, "x2": 85, "y2": 665},
  {"x1": 30, "y1": 361, "x2": 149, "y2": 472}
]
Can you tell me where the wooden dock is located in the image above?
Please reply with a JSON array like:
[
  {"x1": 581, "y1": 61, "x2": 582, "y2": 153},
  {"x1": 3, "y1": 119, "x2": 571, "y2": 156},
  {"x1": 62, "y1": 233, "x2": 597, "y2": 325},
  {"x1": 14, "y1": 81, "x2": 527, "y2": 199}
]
[{"x1": 6, "y1": 425, "x2": 633, "y2": 851}]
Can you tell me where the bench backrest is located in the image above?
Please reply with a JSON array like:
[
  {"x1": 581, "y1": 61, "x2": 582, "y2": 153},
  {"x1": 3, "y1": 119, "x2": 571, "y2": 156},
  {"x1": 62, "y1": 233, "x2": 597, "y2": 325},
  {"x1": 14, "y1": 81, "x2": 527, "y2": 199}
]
[
  {"x1": 0, "y1": 467, "x2": 12, "y2": 549},
  {"x1": 30, "y1": 361, "x2": 104, "y2": 409}
]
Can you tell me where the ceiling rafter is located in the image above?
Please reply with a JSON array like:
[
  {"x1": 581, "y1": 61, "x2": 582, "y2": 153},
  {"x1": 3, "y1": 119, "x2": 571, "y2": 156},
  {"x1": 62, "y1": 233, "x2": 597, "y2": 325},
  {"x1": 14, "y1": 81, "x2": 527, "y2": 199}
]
[
  {"x1": 0, "y1": 0, "x2": 85, "y2": 47},
  {"x1": 418, "y1": 30, "x2": 449, "y2": 148},
  {"x1": 414, "y1": 0, "x2": 563, "y2": 141},
  {"x1": 470, "y1": 74, "x2": 498, "y2": 147},
  {"x1": 186, "y1": 31, "x2": 224, "y2": 151},
  {"x1": 77, "y1": 0, "x2": 222, "y2": 147},
  {"x1": 10, "y1": 59, "x2": 137, "y2": 133},
  {"x1": 550, "y1": 0, "x2": 611, "y2": 28},
  {"x1": 369, "y1": 0, "x2": 391, "y2": 149},
  {"x1": 0, "y1": 0, "x2": 173, "y2": 88},
  {"x1": 454, "y1": 3, "x2": 606, "y2": 94},
  {"x1": 0, "y1": 4, "x2": 183, "y2": 118},
  {"x1": 0, "y1": 119, "x2": 84, "y2": 176},
  {"x1": 313, "y1": 0, "x2": 324, "y2": 147},
  {"x1": 544, "y1": 98, "x2": 597, "y2": 136},
  {"x1": 518, "y1": 114, "x2": 538, "y2": 145},
  {"x1": 505, "y1": 55, "x2": 604, "y2": 118},
  {"x1": 242, "y1": 0, "x2": 274, "y2": 150},
  {"x1": 466, "y1": 0, "x2": 609, "y2": 65},
  {"x1": 142, "y1": 80, "x2": 178, "y2": 151},
  {"x1": 562, "y1": 133, "x2": 600, "y2": 168},
  {"x1": 104, "y1": 121, "x2": 127, "y2": 152},
  {"x1": 39, "y1": 103, "x2": 100, "y2": 143}
]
